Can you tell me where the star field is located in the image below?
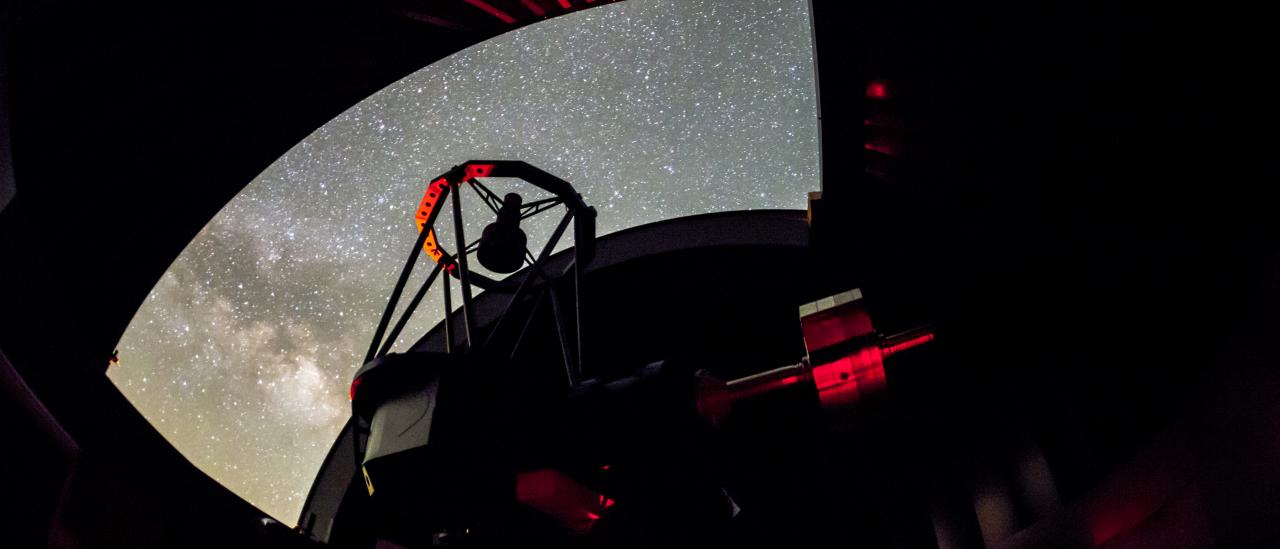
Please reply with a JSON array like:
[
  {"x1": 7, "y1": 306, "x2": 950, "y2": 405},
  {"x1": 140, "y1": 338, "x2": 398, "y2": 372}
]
[{"x1": 107, "y1": 0, "x2": 818, "y2": 523}]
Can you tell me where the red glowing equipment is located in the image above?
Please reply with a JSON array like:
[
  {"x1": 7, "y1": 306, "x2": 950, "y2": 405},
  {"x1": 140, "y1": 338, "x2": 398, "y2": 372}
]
[
  {"x1": 696, "y1": 288, "x2": 934, "y2": 420},
  {"x1": 867, "y1": 81, "x2": 889, "y2": 99}
]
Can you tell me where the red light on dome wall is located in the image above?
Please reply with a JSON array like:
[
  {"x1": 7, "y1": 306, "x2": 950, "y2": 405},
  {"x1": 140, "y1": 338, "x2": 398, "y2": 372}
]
[
  {"x1": 516, "y1": 469, "x2": 611, "y2": 535},
  {"x1": 864, "y1": 142, "x2": 894, "y2": 155},
  {"x1": 518, "y1": 0, "x2": 546, "y2": 16},
  {"x1": 349, "y1": 377, "x2": 363, "y2": 401},
  {"x1": 867, "y1": 81, "x2": 889, "y2": 99},
  {"x1": 463, "y1": 0, "x2": 517, "y2": 24}
]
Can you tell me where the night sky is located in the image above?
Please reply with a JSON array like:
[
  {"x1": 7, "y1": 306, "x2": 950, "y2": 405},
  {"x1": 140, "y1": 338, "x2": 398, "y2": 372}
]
[{"x1": 108, "y1": 0, "x2": 818, "y2": 523}]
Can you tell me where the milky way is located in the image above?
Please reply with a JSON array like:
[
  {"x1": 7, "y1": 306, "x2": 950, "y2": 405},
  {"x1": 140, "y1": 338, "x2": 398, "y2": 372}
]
[{"x1": 107, "y1": 0, "x2": 818, "y2": 523}]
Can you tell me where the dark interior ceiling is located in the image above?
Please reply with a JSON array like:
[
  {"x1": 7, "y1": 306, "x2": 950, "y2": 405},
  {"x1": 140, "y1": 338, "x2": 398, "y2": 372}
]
[{"x1": 3, "y1": 0, "x2": 1280, "y2": 547}]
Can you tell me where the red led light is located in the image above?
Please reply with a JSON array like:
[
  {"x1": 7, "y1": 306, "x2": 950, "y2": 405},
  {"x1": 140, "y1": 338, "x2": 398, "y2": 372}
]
[
  {"x1": 1081, "y1": 443, "x2": 1194, "y2": 545},
  {"x1": 882, "y1": 332, "x2": 934, "y2": 357},
  {"x1": 464, "y1": 162, "x2": 495, "y2": 180},
  {"x1": 864, "y1": 143, "x2": 893, "y2": 155},
  {"x1": 867, "y1": 81, "x2": 889, "y2": 99},
  {"x1": 398, "y1": 10, "x2": 468, "y2": 30},
  {"x1": 558, "y1": 0, "x2": 572, "y2": 8},
  {"x1": 415, "y1": 177, "x2": 452, "y2": 262},
  {"x1": 349, "y1": 377, "x2": 363, "y2": 401},
  {"x1": 463, "y1": 0, "x2": 517, "y2": 24},
  {"x1": 518, "y1": 0, "x2": 546, "y2": 16}
]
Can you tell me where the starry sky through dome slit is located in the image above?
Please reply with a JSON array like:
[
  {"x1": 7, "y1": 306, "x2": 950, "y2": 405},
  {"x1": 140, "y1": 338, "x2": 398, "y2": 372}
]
[{"x1": 108, "y1": 0, "x2": 819, "y2": 522}]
